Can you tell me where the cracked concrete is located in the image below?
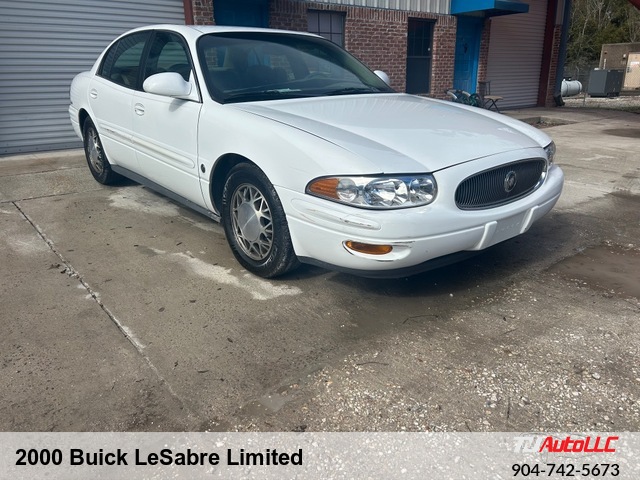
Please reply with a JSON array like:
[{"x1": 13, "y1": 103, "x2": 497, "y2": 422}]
[{"x1": 0, "y1": 200, "x2": 194, "y2": 431}]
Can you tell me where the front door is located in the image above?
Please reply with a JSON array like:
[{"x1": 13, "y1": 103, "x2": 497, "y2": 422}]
[
  {"x1": 453, "y1": 16, "x2": 482, "y2": 93},
  {"x1": 132, "y1": 31, "x2": 204, "y2": 206}
]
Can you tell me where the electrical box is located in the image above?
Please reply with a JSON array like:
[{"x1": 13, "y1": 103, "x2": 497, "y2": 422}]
[{"x1": 588, "y1": 69, "x2": 624, "y2": 97}]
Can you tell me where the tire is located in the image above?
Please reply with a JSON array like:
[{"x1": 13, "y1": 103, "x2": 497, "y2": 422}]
[
  {"x1": 221, "y1": 163, "x2": 299, "y2": 278},
  {"x1": 83, "y1": 118, "x2": 121, "y2": 185}
]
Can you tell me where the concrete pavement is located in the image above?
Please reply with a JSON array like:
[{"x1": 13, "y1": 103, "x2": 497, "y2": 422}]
[{"x1": 1, "y1": 107, "x2": 638, "y2": 432}]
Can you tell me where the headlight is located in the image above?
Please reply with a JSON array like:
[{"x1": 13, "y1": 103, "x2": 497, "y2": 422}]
[
  {"x1": 544, "y1": 141, "x2": 556, "y2": 166},
  {"x1": 307, "y1": 174, "x2": 437, "y2": 209}
]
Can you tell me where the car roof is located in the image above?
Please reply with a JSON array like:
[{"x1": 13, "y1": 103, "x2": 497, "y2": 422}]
[{"x1": 128, "y1": 24, "x2": 319, "y2": 42}]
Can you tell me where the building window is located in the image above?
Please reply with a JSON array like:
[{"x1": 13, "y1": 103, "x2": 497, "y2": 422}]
[
  {"x1": 308, "y1": 11, "x2": 345, "y2": 47},
  {"x1": 406, "y1": 19, "x2": 434, "y2": 94}
]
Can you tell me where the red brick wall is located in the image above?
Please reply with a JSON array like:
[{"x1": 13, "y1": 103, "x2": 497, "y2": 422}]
[
  {"x1": 429, "y1": 14, "x2": 456, "y2": 97},
  {"x1": 269, "y1": 0, "x2": 309, "y2": 30},
  {"x1": 191, "y1": 0, "x2": 214, "y2": 25},
  {"x1": 543, "y1": 26, "x2": 562, "y2": 106},
  {"x1": 345, "y1": 7, "x2": 409, "y2": 91},
  {"x1": 477, "y1": 18, "x2": 491, "y2": 88}
]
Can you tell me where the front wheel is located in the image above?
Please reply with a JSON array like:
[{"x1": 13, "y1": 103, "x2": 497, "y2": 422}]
[
  {"x1": 83, "y1": 118, "x2": 121, "y2": 185},
  {"x1": 221, "y1": 163, "x2": 299, "y2": 278}
]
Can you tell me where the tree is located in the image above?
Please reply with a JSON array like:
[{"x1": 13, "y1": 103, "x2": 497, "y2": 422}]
[{"x1": 566, "y1": 0, "x2": 640, "y2": 78}]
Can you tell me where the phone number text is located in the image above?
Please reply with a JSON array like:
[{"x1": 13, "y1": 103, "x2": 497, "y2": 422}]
[{"x1": 512, "y1": 463, "x2": 619, "y2": 477}]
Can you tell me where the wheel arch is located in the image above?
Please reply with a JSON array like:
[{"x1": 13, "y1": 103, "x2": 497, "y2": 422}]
[
  {"x1": 78, "y1": 109, "x2": 91, "y2": 137},
  {"x1": 209, "y1": 153, "x2": 259, "y2": 213}
]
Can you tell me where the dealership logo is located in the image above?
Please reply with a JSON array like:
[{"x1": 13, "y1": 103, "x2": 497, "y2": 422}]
[
  {"x1": 512, "y1": 435, "x2": 619, "y2": 454},
  {"x1": 504, "y1": 171, "x2": 517, "y2": 193}
]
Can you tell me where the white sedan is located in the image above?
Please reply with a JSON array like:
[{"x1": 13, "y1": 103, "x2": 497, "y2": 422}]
[{"x1": 69, "y1": 25, "x2": 563, "y2": 278}]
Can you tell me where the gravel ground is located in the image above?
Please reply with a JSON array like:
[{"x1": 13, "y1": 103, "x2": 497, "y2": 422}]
[
  {"x1": 233, "y1": 275, "x2": 640, "y2": 432},
  {"x1": 563, "y1": 92, "x2": 640, "y2": 112}
]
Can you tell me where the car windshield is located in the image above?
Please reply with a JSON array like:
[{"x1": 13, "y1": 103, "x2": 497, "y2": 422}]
[{"x1": 196, "y1": 32, "x2": 395, "y2": 104}]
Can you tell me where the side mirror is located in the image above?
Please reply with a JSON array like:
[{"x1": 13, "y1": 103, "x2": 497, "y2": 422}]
[
  {"x1": 143, "y1": 72, "x2": 192, "y2": 98},
  {"x1": 374, "y1": 70, "x2": 390, "y2": 86}
]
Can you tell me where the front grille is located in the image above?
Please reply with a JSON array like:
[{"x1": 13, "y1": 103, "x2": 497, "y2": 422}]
[{"x1": 455, "y1": 158, "x2": 546, "y2": 210}]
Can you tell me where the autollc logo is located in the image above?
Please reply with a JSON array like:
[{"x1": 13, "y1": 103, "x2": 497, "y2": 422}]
[{"x1": 513, "y1": 435, "x2": 619, "y2": 454}]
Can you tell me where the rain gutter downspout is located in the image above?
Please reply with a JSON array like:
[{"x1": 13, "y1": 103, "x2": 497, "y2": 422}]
[{"x1": 554, "y1": 0, "x2": 572, "y2": 106}]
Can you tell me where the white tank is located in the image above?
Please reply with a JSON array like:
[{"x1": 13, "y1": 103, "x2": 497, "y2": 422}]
[{"x1": 561, "y1": 79, "x2": 582, "y2": 97}]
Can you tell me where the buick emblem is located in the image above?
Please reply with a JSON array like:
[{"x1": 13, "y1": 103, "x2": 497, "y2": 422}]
[{"x1": 504, "y1": 171, "x2": 517, "y2": 193}]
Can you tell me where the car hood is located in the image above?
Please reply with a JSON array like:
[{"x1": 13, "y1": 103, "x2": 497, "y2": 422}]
[{"x1": 230, "y1": 94, "x2": 546, "y2": 173}]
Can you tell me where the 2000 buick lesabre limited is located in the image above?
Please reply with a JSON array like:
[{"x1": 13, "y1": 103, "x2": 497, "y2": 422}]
[{"x1": 69, "y1": 25, "x2": 564, "y2": 278}]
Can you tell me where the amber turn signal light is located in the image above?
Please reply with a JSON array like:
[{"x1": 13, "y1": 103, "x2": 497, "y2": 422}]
[
  {"x1": 307, "y1": 178, "x2": 340, "y2": 199},
  {"x1": 344, "y1": 241, "x2": 393, "y2": 255}
]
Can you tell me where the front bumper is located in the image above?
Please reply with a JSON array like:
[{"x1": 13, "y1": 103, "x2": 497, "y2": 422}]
[{"x1": 277, "y1": 155, "x2": 564, "y2": 277}]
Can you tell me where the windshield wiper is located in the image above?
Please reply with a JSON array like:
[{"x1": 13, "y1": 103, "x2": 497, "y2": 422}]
[
  {"x1": 323, "y1": 86, "x2": 380, "y2": 96},
  {"x1": 223, "y1": 89, "x2": 309, "y2": 103}
]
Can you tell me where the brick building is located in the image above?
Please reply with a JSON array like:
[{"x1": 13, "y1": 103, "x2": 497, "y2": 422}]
[
  {"x1": 598, "y1": 43, "x2": 640, "y2": 91},
  {"x1": 0, "y1": 0, "x2": 570, "y2": 154},
  {"x1": 186, "y1": 0, "x2": 569, "y2": 109}
]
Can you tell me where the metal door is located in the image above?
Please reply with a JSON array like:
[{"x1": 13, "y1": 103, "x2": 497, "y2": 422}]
[
  {"x1": 406, "y1": 19, "x2": 434, "y2": 94},
  {"x1": 453, "y1": 17, "x2": 482, "y2": 93},
  {"x1": 486, "y1": 0, "x2": 548, "y2": 109}
]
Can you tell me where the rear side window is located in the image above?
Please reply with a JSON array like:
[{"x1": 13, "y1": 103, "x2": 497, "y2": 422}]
[{"x1": 99, "y1": 31, "x2": 150, "y2": 89}]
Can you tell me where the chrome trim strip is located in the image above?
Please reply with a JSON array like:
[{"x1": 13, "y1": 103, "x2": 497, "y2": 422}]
[{"x1": 131, "y1": 134, "x2": 196, "y2": 169}]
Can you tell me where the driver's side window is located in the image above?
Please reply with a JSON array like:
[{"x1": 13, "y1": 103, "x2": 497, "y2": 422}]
[{"x1": 143, "y1": 32, "x2": 192, "y2": 82}]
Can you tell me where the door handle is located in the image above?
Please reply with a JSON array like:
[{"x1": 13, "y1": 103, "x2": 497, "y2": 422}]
[
  {"x1": 89, "y1": 89, "x2": 98, "y2": 99},
  {"x1": 134, "y1": 103, "x2": 145, "y2": 116}
]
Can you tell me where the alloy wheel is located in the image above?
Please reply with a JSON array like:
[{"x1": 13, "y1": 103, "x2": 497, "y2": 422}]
[
  {"x1": 230, "y1": 184, "x2": 273, "y2": 261},
  {"x1": 87, "y1": 126, "x2": 104, "y2": 175}
]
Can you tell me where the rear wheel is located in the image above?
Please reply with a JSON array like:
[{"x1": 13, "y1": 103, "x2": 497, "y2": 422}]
[
  {"x1": 83, "y1": 118, "x2": 121, "y2": 185},
  {"x1": 221, "y1": 163, "x2": 299, "y2": 278}
]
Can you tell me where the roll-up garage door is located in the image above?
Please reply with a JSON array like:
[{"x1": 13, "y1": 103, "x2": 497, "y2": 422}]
[
  {"x1": 486, "y1": 0, "x2": 548, "y2": 109},
  {"x1": 0, "y1": 0, "x2": 186, "y2": 155}
]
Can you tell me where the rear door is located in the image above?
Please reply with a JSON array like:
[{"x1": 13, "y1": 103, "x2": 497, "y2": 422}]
[
  {"x1": 133, "y1": 30, "x2": 204, "y2": 206},
  {"x1": 88, "y1": 31, "x2": 151, "y2": 170}
]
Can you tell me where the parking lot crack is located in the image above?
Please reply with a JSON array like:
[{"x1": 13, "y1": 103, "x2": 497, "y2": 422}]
[
  {"x1": 12, "y1": 201, "x2": 194, "y2": 418},
  {"x1": 1, "y1": 191, "x2": 90, "y2": 204}
]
